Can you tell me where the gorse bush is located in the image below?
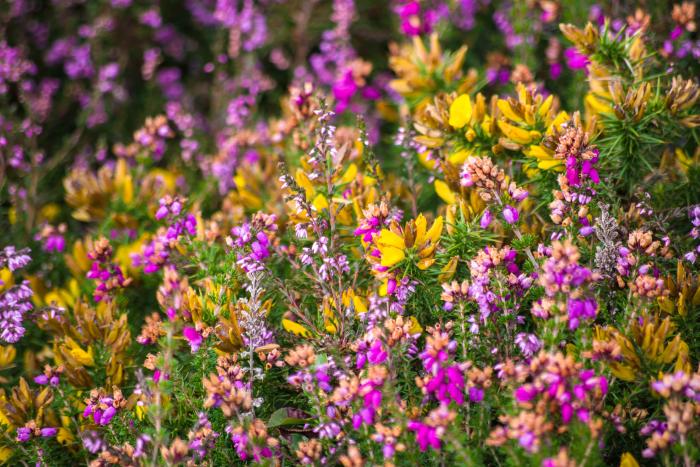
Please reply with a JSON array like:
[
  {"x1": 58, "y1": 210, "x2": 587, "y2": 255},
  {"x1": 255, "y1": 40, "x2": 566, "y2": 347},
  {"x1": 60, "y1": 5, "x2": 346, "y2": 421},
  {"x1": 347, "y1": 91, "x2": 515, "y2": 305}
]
[{"x1": 1, "y1": 0, "x2": 699, "y2": 466}]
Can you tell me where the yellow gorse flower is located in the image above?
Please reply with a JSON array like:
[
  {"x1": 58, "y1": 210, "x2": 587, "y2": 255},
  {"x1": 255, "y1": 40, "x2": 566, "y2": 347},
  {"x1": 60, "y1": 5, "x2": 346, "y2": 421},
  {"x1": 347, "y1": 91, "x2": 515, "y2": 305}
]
[
  {"x1": 63, "y1": 159, "x2": 177, "y2": 223},
  {"x1": 0, "y1": 346, "x2": 16, "y2": 370},
  {"x1": 52, "y1": 300, "x2": 131, "y2": 387},
  {"x1": 321, "y1": 289, "x2": 369, "y2": 334},
  {"x1": 619, "y1": 452, "x2": 640, "y2": 467},
  {"x1": 658, "y1": 261, "x2": 700, "y2": 317},
  {"x1": 282, "y1": 318, "x2": 312, "y2": 338},
  {"x1": 449, "y1": 94, "x2": 473, "y2": 129},
  {"x1": 389, "y1": 33, "x2": 476, "y2": 105},
  {"x1": 375, "y1": 214, "x2": 443, "y2": 271},
  {"x1": 594, "y1": 314, "x2": 690, "y2": 382}
]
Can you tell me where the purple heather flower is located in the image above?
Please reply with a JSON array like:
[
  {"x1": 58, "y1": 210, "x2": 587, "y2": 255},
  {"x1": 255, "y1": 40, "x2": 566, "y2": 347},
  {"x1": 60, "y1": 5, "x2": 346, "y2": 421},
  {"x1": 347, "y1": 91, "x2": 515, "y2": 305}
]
[
  {"x1": 16, "y1": 427, "x2": 32, "y2": 442},
  {"x1": 514, "y1": 385, "x2": 537, "y2": 403},
  {"x1": 0, "y1": 279, "x2": 34, "y2": 343},
  {"x1": 502, "y1": 205, "x2": 519, "y2": 224},
  {"x1": 1, "y1": 246, "x2": 31, "y2": 271},
  {"x1": 564, "y1": 47, "x2": 589, "y2": 70},
  {"x1": 480, "y1": 209, "x2": 493, "y2": 229},
  {"x1": 515, "y1": 333, "x2": 542, "y2": 357},
  {"x1": 34, "y1": 374, "x2": 49, "y2": 385},
  {"x1": 81, "y1": 430, "x2": 106, "y2": 454},
  {"x1": 425, "y1": 364, "x2": 465, "y2": 405},
  {"x1": 40, "y1": 427, "x2": 57, "y2": 438},
  {"x1": 407, "y1": 420, "x2": 441, "y2": 451},
  {"x1": 183, "y1": 326, "x2": 203, "y2": 352}
]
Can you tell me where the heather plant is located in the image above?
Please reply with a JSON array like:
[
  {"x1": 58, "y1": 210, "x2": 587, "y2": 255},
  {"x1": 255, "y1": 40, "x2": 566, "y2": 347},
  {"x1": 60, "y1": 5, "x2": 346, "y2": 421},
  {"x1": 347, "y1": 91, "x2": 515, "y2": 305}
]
[{"x1": 0, "y1": 1, "x2": 699, "y2": 466}]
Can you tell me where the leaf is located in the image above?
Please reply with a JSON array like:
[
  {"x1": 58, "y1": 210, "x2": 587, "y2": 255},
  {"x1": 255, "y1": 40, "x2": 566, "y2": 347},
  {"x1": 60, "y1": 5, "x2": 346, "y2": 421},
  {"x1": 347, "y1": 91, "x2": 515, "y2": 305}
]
[{"x1": 267, "y1": 408, "x2": 312, "y2": 428}]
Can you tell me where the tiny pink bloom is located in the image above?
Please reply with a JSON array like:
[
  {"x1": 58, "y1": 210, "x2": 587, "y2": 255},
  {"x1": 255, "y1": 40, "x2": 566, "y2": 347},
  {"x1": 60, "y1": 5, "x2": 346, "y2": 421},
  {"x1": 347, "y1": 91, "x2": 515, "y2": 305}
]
[
  {"x1": 502, "y1": 205, "x2": 519, "y2": 224},
  {"x1": 183, "y1": 326, "x2": 203, "y2": 352}
]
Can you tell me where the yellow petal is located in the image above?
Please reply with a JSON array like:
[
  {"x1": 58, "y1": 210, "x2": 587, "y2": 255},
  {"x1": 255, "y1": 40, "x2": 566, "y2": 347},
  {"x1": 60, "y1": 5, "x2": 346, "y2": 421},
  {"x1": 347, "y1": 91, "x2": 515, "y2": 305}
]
[
  {"x1": 312, "y1": 193, "x2": 329, "y2": 211},
  {"x1": 525, "y1": 145, "x2": 554, "y2": 160},
  {"x1": 282, "y1": 319, "x2": 311, "y2": 338},
  {"x1": 57, "y1": 427, "x2": 75, "y2": 445},
  {"x1": 408, "y1": 316, "x2": 423, "y2": 334},
  {"x1": 417, "y1": 257, "x2": 436, "y2": 270},
  {"x1": 438, "y1": 256, "x2": 459, "y2": 282},
  {"x1": 0, "y1": 447, "x2": 12, "y2": 462},
  {"x1": 619, "y1": 453, "x2": 639, "y2": 467},
  {"x1": 547, "y1": 111, "x2": 570, "y2": 135},
  {"x1": 340, "y1": 163, "x2": 358, "y2": 184},
  {"x1": 448, "y1": 149, "x2": 470, "y2": 165},
  {"x1": 352, "y1": 295, "x2": 368, "y2": 314},
  {"x1": 610, "y1": 364, "x2": 636, "y2": 382},
  {"x1": 414, "y1": 214, "x2": 427, "y2": 246},
  {"x1": 537, "y1": 159, "x2": 564, "y2": 170},
  {"x1": 497, "y1": 120, "x2": 534, "y2": 144},
  {"x1": 418, "y1": 150, "x2": 439, "y2": 170},
  {"x1": 425, "y1": 216, "x2": 443, "y2": 244},
  {"x1": 585, "y1": 93, "x2": 612, "y2": 115},
  {"x1": 377, "y1": 229, "x2": 406, "y2": 250},
  {"x1": 380, "y1": 247, "x2": 405, "y2": 267},
  {"x1": 497, "y1": 100, "x2": 522, "y2": 123},
  {"x1": 449, "y1": 94, "x2": 473, "y2": 129},
  {"x1": 70, "y1": 345, "x2": 95, "y2": 367},
  {"x1": 435, "y1": 180, "x2": 457, "y2": 205},
  {"x1": 120, "y1": 174, "x2": 133, "y2": 204},
  {"x1": 538, "y1": 94, "x2": 554, "y2": 117},
  {"x1": 295, "y1": 169, "x2": 315, "y2": 199},
  {"x1": 379, "y1": 281, "x2": 388, "y2": 296}
]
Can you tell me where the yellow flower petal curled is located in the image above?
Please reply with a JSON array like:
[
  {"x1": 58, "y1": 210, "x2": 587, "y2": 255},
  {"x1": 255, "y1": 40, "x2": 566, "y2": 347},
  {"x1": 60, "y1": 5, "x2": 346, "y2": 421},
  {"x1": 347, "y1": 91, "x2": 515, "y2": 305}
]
[
  {"x1": 497, "y1": 99, "x2": 522, "y2": 123},
  {"x1": 340, "y1": 163, "x2": 358, "y2": 184},
  {"x1": 70, "y1": 345, "x2": 95, "y2": 367},
  {"x1": 425, "y1": 216, "x2": 443, "y2": 244},
  {"x1": 449, "y1": 94, "x2": 472, "y2": 129},
  {"x1": 585, "y1": 93, "x2": 613, "y2": 115},
  {"x1": 547, "y1": 111, "x2": 570, "y2": 135},
  {"x1": 497, "y1": 120, "x2": 535, "y2": 144},
  {"x1": 435, "y1": 180, "x2": 457, "y2": 205},
  {"x1": 538, "y1": 94, "x2": 554, "y2": 117},
  {"x1": 295, "y1": 169, "x2": 315, "y2": 199},
  {"x1": 414, "y1": 214, "x2": 428, "y2": 246},
  {"x1": 438, "y1": 256, "x2": 459, "y2": 282},
  {"x1": 282, "y1": 319, "x2": 311, "y2": 338}
]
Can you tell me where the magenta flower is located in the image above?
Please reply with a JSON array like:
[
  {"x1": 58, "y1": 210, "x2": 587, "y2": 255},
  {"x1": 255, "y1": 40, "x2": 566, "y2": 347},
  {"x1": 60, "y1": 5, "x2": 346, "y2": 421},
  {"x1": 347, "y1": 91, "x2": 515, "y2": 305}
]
[
  {"x1": 40, "y1": 427, "x2": 57, "y2": 438},
  {"x1": 502, "y1": 205, "x2": 519, "y2": 224},
  {"x1": 367, "y1": 339, "x2": 388, "y2": 365},
  {"x1": 16, "y1": 427, "x2": 31, "y2": 442},
  {"x1": 183, "y1": 326, "x2": 203, "y2": 352},
  {"x1": 396, "y1": 2, "x2": 433, "y2": 37},
  {"x1": 564, "y1": 47, "x2": 589, "y2": 70},
  {"x1": 407, "y1": 420, "x2": 441, "y2": 451},
  {"x1": 480, "y1": 209, "x2": 493, "y2": 229},
  {"x1": 514, "y1": 385, "x2": 537, "y2": 403}
]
